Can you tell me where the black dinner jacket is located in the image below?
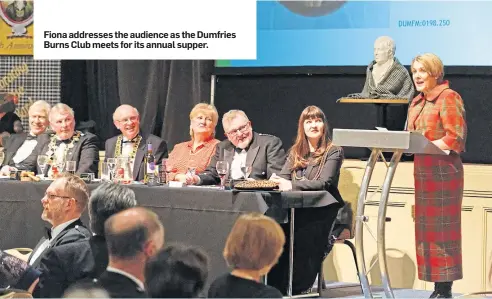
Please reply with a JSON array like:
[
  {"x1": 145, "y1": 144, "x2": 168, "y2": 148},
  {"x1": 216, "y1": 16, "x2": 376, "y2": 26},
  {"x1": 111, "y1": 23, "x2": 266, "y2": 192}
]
[
  {"x1": 1, "y1": 132, "x2": 31, "y2": 166},
  {"x1": 105, "y1": 132, "x2": 168, "y2": 181},
  {"x1": 93, "y1": 270, "x2": 147, "y2": 298},
  {"x1": 27, "y1": 218, "x2": 91, "y2": 268},
  {"x1": 20, "y1": 131, "x2": 99, "y2": 175},
  {"x1": 198, "y1": 132, "x2": 287, "y2": 185},
  {"x1": 34, "y1": 235, "x2": 108, "y2": 298}
]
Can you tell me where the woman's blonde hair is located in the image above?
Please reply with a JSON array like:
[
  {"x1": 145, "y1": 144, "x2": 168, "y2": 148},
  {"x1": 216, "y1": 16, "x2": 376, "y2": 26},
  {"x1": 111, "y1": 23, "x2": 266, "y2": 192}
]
[
  {"x1": 189, "y1": 103, "x2": 218, "y2": 139},
  {"x1": 223, "y1": 213, "x2": 285, "y2": 271},
  {"x1": 411, "y1": 53, "x2": 445, "y2": 83}
]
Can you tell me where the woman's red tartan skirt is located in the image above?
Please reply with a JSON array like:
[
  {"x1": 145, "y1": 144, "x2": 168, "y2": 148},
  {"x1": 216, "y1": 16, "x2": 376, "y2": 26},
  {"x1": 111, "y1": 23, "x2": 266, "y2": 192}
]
[{"x1": 414, "y1": 152, "x2": 463, "y2": 282}]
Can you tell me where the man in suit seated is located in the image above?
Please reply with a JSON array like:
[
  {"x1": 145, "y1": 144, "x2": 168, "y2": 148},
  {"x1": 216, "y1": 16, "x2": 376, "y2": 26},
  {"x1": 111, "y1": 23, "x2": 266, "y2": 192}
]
[
  {"x1": 186, "y1": 109, "x2": 286, "y2": 185},
  {"x1": 0, "y1": 100, "x2": 51, "y2": 175},
  {"x1": 20, "y1": 103, "x2": 99, "y2": 176},
  {"x1": 92, "y1": 207, "x2": 165, "y2": 298},
  {"x1": 105, "y1": 104, "x2": 168, "y2": 181},
  {"x1": 27, "y1": 174, "x2": 92, "y2": 268},
  {"x1": 34, "y1": 182, "x2": 138, "y2": 298}
]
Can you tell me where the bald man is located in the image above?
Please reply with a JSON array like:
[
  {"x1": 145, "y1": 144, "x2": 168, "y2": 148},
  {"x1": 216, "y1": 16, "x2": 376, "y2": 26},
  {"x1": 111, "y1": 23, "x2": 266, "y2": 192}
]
[
  {"x1": 92, "y1": 207, "x2": 165, "y2": 298},
  {"x1": 105, "y1": 105, "x2": 167, "y2": 181}
]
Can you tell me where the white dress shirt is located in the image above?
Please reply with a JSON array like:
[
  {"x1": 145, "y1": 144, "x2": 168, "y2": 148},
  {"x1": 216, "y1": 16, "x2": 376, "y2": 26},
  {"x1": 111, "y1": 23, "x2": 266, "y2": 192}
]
[
  {"x1": 29, "y1": 218, "x2": 79, "y2": 265},
  {"x1": 230, "y1": 149, "x2": 247, "y2": 180},
  {"x1": 12, "y1": 134, "x2": 37, "y2": 164},
  {"x1": 106, "y1": 266, "x2": 145, "y2": 291}
]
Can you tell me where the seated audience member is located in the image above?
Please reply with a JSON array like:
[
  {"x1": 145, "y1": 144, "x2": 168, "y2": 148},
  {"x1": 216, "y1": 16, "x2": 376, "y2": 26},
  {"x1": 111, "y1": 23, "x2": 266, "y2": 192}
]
[
  {"x1": 208, "y1": 213, "x2": 284, "y2": 298},
  {"x1": 1, "y1": 100, "x2": 50, "y2": 175},
  {"x1": 91, "y1": 207, "x2": 165, "y2": 298},
  {"x1": 34, "y1": 183, "x2": 138, "y2": 298},
  {"x1": 0, "y1": 250, "x2": 40, "y2": 293},
  {"x1": 0, "y1": 94, "x2": 22, "y2": 146},
  {"x1": 105, "y1": 104, "x2": 168, "y2": 181},
  {"x1": 27, "y1": 174, "x2": 92, "y2": 268},
  {"x1": 145, "y1": 244, "x2": 209, "y2": 298},
  {"x1": 268, "y1": 105, "x2": 345, "y2": 295},
  {"x1": 63, "y1": 285, "x2": 109, "y2": 298},
  {"x1": 21, "y1": 103, "x2": 99, "y2": 175},
  {"x1": 187, "y1": 110, "x2": 286, "y2": 185},
  {"x1": 167, "y1": 103, "x2": 220, "y2": 182}
]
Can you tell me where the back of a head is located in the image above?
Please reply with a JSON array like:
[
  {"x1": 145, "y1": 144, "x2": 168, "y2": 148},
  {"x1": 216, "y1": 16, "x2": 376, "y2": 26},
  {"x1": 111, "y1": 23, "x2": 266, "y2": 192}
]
[
  {"x1": 89, "y1": 182, "x2": 137, "y2": 236},
  {"x1": 224, "y1": 213, "x2": 285, "y2": 272},
  {"x1": 104, "y1": 207, "x2": 164, "y2": 260},
  {"x1": 145, "y1": 244, "x2": 209, "y2": 298}
]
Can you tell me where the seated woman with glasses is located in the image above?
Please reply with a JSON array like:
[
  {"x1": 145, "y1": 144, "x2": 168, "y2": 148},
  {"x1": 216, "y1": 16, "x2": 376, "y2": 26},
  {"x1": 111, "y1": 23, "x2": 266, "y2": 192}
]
[
  {"x1": 268, "y1": 105, "x2": 345, "y2": 295},
  {"x1": 167, "y1": 103, "x2": 220, "y2": 182}
]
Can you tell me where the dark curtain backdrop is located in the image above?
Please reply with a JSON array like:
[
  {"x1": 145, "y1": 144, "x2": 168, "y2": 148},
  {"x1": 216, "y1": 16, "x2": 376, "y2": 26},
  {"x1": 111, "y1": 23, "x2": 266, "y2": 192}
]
[
  {"x1": 213, "y1": 73, "x2": 492, "y2": 164},
  {"x1": 60, "y1": 60, "x2": 214, "y2": 150}
]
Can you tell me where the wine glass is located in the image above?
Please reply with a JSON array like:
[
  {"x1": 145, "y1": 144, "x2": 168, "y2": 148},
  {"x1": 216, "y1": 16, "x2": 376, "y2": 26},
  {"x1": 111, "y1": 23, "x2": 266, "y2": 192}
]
[
  {"x1": 216, "y1": 161, "x2": 229, "y2": 189},
  {"x1": 37, "y1": 155, "x2": 48, "y2": 177},
  {"x1": 106, "y1": 158, "x2": 116, "y2": 180},
  {"x1": 187, "y1": 167, "x2": 196, "y2": 176},
  {"x1": 241, "y1": 164, "x2": 252, "y2": 179}
]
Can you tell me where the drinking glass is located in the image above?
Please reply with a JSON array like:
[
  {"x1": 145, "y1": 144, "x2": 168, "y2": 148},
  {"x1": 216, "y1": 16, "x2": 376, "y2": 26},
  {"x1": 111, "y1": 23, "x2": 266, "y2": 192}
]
[
  {"x1": 37, "y1": 155, "x2": 48, "y2": 177},
  {"x1": 241, "y1": 164, "x2": 252, "y2": 179},
  {"x1": 65, "y1": 161, "x2": 76, "y2": 174},
  {"x1": 187, "y1": 167, "x2": 196, "y2": 176},
  {"x1": 0, "y1": 151, "x2": 4, "y2": 165},
  {"x1": 106, "y1": 158, "x2": 117, "y2": 180},
  {"x1": 100, "y1": 162, "x2": 110, "y2": 181},
  {"x1": 216, "y1": 161, "x2": 229, "y2": 189}
]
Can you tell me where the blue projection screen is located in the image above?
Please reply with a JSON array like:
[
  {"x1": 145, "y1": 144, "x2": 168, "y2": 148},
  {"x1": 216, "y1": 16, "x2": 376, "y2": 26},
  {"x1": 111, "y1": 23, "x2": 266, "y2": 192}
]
[{"x1": 216, "y1": 1, "x2": 492, "y2": 71}]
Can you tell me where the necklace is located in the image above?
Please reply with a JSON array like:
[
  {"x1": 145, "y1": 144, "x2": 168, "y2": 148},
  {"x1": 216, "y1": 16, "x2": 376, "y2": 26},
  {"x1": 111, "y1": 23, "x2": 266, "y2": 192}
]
[
  {"x1": 45, "y1": 131, "x2": 81, "y2": 164},
  {"x1": 114, "y1": 134, "x2": 142, "y2": 160}
]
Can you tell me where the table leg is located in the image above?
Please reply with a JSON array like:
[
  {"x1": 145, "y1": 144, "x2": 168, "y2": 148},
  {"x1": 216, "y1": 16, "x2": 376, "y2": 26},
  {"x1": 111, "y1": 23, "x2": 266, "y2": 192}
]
[{"x1": 287, "y1": 207, "x2": 295, "y2": 297}]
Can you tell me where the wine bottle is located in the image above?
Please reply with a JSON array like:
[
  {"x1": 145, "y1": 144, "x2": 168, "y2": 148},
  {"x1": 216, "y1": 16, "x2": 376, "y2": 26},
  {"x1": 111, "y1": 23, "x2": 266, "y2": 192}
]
[{"x1": 144, "y1": 141, "x2": 156, "y2": 185}]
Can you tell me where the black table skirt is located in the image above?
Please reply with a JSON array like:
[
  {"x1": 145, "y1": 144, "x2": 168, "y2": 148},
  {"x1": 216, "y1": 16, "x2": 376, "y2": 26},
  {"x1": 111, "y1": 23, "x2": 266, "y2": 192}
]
[{"x1": 0, "y1": 181, "x2": 339, "y2": 289}]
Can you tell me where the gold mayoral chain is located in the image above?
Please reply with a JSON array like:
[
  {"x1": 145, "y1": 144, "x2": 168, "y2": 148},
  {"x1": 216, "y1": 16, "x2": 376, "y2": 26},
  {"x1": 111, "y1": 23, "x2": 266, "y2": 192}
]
[
  {"x1": 114, "y1": 135, "x2": 142, "y2": 160},
  {"x1": 45, "y1": 131, "x2": 81, "y2": 164}
]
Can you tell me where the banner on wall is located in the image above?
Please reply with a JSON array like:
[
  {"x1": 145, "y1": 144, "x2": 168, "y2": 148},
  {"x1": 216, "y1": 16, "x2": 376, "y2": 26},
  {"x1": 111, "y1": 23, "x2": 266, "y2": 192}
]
[
  {"x1": 0, "y1": 0, "x2": 33, "y2": 56},
  {"x1": 0, "y1": 56, "x2": 61, "y2": 129}
]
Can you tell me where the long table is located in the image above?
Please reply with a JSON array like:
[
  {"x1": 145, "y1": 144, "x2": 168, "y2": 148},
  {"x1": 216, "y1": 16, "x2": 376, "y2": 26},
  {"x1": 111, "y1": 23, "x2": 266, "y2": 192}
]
[{"x1": 0, "y1": 181, "x2": 339, "y2": 292}]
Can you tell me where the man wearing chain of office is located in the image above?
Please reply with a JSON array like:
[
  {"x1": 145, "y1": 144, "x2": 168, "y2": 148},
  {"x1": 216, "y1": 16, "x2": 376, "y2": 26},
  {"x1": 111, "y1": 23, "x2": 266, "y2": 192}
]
[
  {"x1": 105, "y1": 104, "x2": 168, "y2": 182},
  {"x1": 21, "y1": 103, "x2": 99, "y2": 176}
]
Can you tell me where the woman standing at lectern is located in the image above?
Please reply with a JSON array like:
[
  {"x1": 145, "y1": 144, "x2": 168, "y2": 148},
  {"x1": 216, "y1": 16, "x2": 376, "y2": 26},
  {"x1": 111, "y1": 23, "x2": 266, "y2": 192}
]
[{"x1": 407, "y1": 53, "x2": 467, "y2": 298}]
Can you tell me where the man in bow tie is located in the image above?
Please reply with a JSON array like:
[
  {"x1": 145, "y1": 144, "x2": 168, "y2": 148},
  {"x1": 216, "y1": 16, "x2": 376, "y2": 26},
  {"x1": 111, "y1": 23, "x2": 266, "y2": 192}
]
[
  {"x1": 105, "y1": 104, "x2": 168, "y2": 181},
  {"x1": 27, "y1": 174, "x2": 91, "y2": 268},
  {"x1": 0, "y1": 100, "x2": 50, "y2": 175},
  {"x1": 21, "y1": 103, "x2": 99, "y2": 176},
  {"x1": 188, "y1": 109, "x2": 287, "y2": 185}
]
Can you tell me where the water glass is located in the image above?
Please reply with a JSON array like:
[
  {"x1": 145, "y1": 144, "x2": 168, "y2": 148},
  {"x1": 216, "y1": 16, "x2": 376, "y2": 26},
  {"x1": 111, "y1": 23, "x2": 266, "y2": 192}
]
[
  {"x1": 100, "y1": 162, "x2": 110, "y2": 181},
  {"x1": 0, "y1": 151, "x2": 4, "y2": 165},
  {"x1": 37, "y1": 155, "x2": 49, "y2": 177},
  {"x1": 65, "y1": 161, "x2": 76, "y2": 174}
]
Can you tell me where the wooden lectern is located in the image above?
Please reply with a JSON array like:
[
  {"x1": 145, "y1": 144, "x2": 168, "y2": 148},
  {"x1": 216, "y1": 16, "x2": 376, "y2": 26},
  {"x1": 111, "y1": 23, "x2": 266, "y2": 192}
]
[{"x1": 332, "y1": 129, "x2": 448, "y2": 299}]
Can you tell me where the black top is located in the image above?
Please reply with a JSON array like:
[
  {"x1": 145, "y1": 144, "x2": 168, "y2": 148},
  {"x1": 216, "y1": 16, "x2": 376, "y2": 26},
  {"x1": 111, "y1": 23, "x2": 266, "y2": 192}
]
[
  {"x1": 208, "y1": 273, "x2": 283, "y2": 298},
  {"x1": 0, "y1": 112, "x2": 20, "y2": 134}
]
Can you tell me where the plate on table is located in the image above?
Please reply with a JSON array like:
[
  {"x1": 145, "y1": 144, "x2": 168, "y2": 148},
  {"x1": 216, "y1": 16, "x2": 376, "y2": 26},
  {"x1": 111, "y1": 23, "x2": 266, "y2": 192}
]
[{"x1": 233, "y1": 180, "x2": 279, "y2": 191}]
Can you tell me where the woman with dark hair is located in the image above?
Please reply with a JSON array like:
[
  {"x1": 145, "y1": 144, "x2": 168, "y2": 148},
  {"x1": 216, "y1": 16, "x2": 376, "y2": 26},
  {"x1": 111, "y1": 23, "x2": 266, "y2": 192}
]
[{"x1": 268, "y1": 105, "x2": 345, "y2": 295}]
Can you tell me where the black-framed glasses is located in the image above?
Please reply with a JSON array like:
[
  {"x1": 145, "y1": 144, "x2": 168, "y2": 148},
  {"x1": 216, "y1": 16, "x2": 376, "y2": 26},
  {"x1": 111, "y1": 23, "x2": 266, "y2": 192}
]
[
  {"x1": 226, "y1": 122, "x2": 250, "y2": 136},
  {"x1": 43, "y1": 192, "x2": 72, "y2": 200}
]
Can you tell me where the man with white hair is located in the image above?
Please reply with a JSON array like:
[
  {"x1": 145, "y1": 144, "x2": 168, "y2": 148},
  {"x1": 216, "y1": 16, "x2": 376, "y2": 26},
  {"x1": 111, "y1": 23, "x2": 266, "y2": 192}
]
[
  {"x1": 105, "y1": 104, "x2": 167, "y2": 181},
  {"x1": 346, "y1": 36, "x2": 415, "y2": 100},
  {"x1": 0, "y1": 100, "x2": 50, "y2": 175},
  {"x1": 22, "y1": 103, "x2": 99, "y2": 175}
]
